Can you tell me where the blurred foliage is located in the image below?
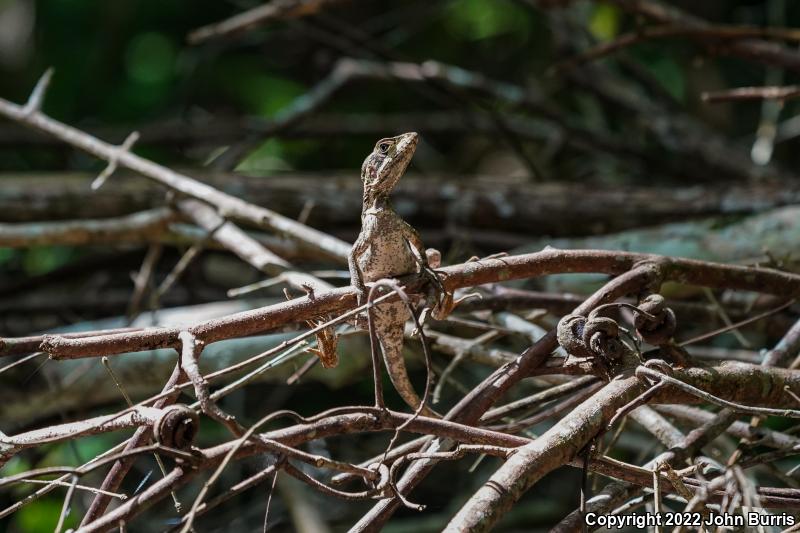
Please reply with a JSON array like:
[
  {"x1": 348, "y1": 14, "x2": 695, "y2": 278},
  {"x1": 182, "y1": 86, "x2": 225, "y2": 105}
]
[
  {"x1": 444, "y1": 0, "x2": 531, "y2": 41},
  {"x1": 17, "y1": 498, "x2": 78, "y2": 532},
  {"x1": 2, "y1": 0, "x2": 797, "y2": 175},
  {"x1": 588, "y1": 3, "x2": 621, "y2": 41},
  {"x1": 20, "y1": 246, "x2": 75, "y2": 275},
  {"x1": 1, "y1": 435, "x2": 120, "y2": 532}
]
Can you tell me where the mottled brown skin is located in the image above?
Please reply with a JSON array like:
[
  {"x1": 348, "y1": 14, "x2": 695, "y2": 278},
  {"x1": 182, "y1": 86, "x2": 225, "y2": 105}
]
[{"x1": 349, "y1": 132, "x2": 436, "y2": 417}]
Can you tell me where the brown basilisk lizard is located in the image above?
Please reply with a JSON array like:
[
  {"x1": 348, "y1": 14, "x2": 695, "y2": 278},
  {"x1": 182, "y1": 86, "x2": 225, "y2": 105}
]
[{"x1": 349, "y1": 132, "x2": 444, "y2": 417}]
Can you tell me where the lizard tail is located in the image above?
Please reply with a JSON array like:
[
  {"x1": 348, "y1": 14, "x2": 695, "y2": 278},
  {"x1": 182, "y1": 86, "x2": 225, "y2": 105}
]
[{"x1": 378, "y1": 324, "x2": 439, "y2": 418}]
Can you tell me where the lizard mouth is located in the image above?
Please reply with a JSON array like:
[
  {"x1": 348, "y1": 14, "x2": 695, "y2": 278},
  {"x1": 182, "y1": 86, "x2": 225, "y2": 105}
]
[
  {"x1": 396, "y1": 132, "x2": 419, "y2": 155},
  {"x1": 386, "y1": 132, "x2": 418, "y2": 184},
  {"x1": 388, "y1": 132, "x2": 419, "y2": 175}
]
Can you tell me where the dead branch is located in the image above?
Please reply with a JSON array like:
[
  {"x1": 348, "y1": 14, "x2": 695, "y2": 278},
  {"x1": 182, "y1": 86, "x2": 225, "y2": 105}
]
[
  {"x1": 0, "y1": 207, "x2": 177, "y2": 247},
  {"x1": 0, "y1": 75, "x2": 351, "y2": 262},
  {"x1": 556, "y1": 23, "x2": 800, "y2": 72},
  {"x1": 553, "y1": 313, "x2": 800, "y2": 531},
  {"x1": 445, "y1": 374, "x2": 647, "y2": 532},
  {"x1": 188, "y1": 0, "x2": 350, "y2": 44},
  {"x1": 352, "y1": 263, "x2": 662, "y2": 528},
  {"x1": 7, "y1": 172, "x2": 800, "y2": 239},
  {"x1": 446, "y1": 358, "x2": 800, "y2": 530},
  {"x1": 33, "y1": 249, "x2": 800, "y2": 359},
  {"x1": 703, "y1": 85, "x2": 800, "y2": 103},
  {"x1": 176, "y1": 199, "x2": 290, "y2": 273},
  {"x1": 599, "y1": 0, "x2": 800, "y2": 72}
]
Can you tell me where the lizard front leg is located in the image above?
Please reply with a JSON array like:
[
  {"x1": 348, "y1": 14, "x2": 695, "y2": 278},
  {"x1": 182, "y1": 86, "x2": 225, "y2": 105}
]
[
  {"x1": 348, "y1": 233, "x2": 369, "y2": 304},
  {"x1": 402, "y1": 225, "x2": 453, "y2": 321},
  {"x1": 374, "y1": 304, "x2": 437, "y2": 418},
  {"x1": 402, "y1": 222, "x2": 428, "y2": 269}
]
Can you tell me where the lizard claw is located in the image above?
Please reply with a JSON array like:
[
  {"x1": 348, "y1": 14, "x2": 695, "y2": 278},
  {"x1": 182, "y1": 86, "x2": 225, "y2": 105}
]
[
  {"x1": 413, "y1": 307, "x2": 433, "y2": 336},
  {"x1": 353, "y1": 281, "x2": 368, "y2": 307},
  {"x1": 430, "y1": 290, "x2": 454, "y2": 321},
  {"x1": 431, "y1": 291, "x2": 481, "y2": 320},
  {"x1": 421, "y1": 267, "x2": 451, "y2": 319},
  {"x1": 421, "y1": 248, "x2": 483, "y2": 320}
]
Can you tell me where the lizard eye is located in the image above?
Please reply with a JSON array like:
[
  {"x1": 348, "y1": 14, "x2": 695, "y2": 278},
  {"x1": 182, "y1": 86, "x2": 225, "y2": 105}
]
[{"x1": 378, "y1": 142, "x2": 391, "y2": 154}]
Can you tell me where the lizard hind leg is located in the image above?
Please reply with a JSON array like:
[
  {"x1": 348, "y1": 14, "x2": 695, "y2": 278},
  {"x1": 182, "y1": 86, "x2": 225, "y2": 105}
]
[{"x1": 376, "y1": 319, "x2": 438, "y2": 418}]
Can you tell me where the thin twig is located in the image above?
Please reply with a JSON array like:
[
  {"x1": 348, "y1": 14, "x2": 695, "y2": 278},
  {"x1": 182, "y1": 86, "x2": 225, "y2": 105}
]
[
  {"x1": 187, "y1": 0, "x2": 350, "y2": 44},
  {"x1": 54, "y1": 475, "x2": 78, "y2": 533},
  {"x1": 262, "y1": 469, "x2": 278, "y2": 533},
  {"x1": 703, "y1": 85, "x2": 800, "y2": 103},
  {"x1": 637, "y1": 365, "x2": 800, "y2": 418},
  {"x1": 12, "y1": 478, "x2": 127, "y2": 500},
  {"x1": 179, "y1": 331, "x2": 243, "y2": 437}
]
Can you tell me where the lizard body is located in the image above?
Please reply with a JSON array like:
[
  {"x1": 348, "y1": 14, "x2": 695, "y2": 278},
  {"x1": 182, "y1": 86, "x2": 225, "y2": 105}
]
[{"x1": 349, "y1": 132, "x2": 436, "y2": 417}]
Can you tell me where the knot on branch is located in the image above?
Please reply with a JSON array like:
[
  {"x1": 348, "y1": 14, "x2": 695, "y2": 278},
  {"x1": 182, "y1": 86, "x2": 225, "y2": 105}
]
[
  {"x1": 635, "y1": 359, "x2": 674, "y2": 387},
  {"x1": 366, "y1": 462, "x2": 391, "y2": 497},
  {"x1": 583, "y1": 315, "x2": 622, "y2": 359},
  {"x1": 556, "y1": 314, "x2": 593, "y2": 358},
  {"x1": 40, "y1": 334, "x2": 71, "y2": 359},
  {"x1": 154, "y1": 405, "x2": 200, "y2": 450},
  {"x1": 633, "y1": 294, "x2": 676, "y2": 345},
  {"x1": 557, "y1": 312, "x2": 624, "y2": 363}
]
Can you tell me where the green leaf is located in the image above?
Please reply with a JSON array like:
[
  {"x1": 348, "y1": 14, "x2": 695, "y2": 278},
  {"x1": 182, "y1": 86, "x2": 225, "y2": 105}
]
[
  {"x1": 17, "y1": 498, "x2": 78, "y2": 532},
  {"x1": 444, "y1": 0, "x2": 529, "y2": 41},
  {"x1": 234, "y1": 73, "x2": 305, "y2": 118},
  {"x1": 589, "y1": 4, "x2": 620, "y2": 42},
  {"x1": 0, "y1": 247, "x2": 15, "y2": 266},
  {"x1": 125, "y1": 32, "x2": 176, "y2": 86},
  {"x1": 235, "y1": 139, "x2": 291, "y2": 173},
  {"x1": 0, "y1": 456, "x2": 31, "y2": 477},
  {"x1": 23, "y1": 246, "x2": 74, "y2": 275},
  {"x1": 645, "y1": 54, "x2": 685, "y2": 101},
  {"x1": 38, "y1": 434, "x2": 121, "y2": 469}
]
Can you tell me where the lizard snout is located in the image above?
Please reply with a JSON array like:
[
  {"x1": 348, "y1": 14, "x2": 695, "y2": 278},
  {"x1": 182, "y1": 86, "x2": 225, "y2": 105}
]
[{"x1": 396, "y1": 131, "x2": 419, "y2": 151}]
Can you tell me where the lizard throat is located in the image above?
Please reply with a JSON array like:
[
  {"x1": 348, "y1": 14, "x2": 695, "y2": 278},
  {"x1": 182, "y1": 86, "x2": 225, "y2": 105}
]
[{"x1": 362, "y1": 189, "x2": 390, "y2": 213}]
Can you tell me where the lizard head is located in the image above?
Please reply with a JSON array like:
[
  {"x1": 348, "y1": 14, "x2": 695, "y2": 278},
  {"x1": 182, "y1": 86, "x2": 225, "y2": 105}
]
[{"x1": 361, "y1": 132, "x2": 418, "y2": 195}]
